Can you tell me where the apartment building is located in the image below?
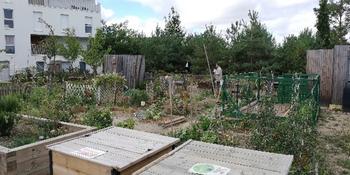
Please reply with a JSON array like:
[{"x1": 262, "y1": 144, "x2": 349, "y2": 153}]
[{"x1": 0, "y1": 0, "x2": 102, "y2": 80}]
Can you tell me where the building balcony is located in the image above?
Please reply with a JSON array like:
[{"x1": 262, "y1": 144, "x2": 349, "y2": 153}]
[
  {"x1": 28, "y1": 0, "x2": 100, "y2": 13},
  {"x1": 31, "y1": 44, "x2": 46, "y2": 55}
]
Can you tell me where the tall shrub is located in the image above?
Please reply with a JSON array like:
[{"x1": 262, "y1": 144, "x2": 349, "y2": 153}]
[{"x1": 0, "y1": 95, "x2": 20, "y2": 136}]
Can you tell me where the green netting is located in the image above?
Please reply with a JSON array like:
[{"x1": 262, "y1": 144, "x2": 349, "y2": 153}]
[{"x1": 221, "y1": 73, "x2": 320, "y2": 124}]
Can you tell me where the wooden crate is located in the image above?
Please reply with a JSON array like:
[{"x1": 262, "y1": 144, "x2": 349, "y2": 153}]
[
  {"x1": 0, "y1": 116, "x2": 95, "y2": 175},
  {"x1": 48, "y1": 127, "x2": 180, "y2": 175},
  {"x1": 134, "y1": 140, "x2": 294, "y2": 175}
]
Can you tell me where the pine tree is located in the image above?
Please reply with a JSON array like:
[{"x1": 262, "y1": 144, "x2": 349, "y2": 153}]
[
  {"x1": 315, "y1": 0, "x2": 332, "y2": 48},
  {"x1": 329, "y1": 0, "x2": 350, "y2": 45}
]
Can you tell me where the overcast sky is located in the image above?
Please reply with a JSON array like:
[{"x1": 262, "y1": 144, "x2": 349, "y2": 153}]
[{"x1": 98, "y1": 0, "x2": 318, "y2": 42}]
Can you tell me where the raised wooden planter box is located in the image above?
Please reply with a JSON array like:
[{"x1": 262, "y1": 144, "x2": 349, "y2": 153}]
[
  {"x1": 0, "y1": 116, "x2": 95, "y2": 175},
  {"x1": 48, "y1": 127, "x2": 180, "y2": 175},
  {"x1": 134, "y1": 140, "x2": 294, "y2": 175}
]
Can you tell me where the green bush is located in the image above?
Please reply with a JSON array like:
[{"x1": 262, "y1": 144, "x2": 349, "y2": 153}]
[
  {"x1": 0, "y1": 95, "x2": 20, "y2": 136},
  {"x1": 125, "y1": 89, "x2": 149, "y2": 106},
  {"x1": 10, "y1": 134, "x2": 38, "y2": 148},
  {"x1": 250, "y1": 97, "x2": 317, "y2": 174},
  {"x1": 116, "y1": 118, "x2": 136, "y2": 129},
  {"x1": 83, "y1": 107, "x2": 112, "y2": 129},
  {"x1": 94, "y1": 73, "x2": 126, "y2": 87}
]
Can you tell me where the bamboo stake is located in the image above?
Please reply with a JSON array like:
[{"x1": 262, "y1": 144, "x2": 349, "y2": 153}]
[{"x1": 203, "y1": 44, "x2": 215, "y2": 95}]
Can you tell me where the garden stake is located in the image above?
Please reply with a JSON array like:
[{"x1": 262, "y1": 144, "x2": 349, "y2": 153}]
[{"x1": 203, "y1": 44, "x2": 215, "y2": 95}]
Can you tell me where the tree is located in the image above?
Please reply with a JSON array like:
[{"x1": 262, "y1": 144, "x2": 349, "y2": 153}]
[
  {"x1": 164, "y1": 7, "x2": 185, "y2": 38},
  {"x1": 99, "y1": 22, "x2": 143, "y2": 55},
  {"x1": 59, "y1": 29, "x2": 81, "y2": 63},
  {"x1": 82, "y1": 29, "x2": 110, "y2": 75},
  {"x1": 276, "y1": 29, "x2": 317, "y2": 73},
  {"x1": 328, "y1": 0, "x2": 350, "y2": 44},
  {"x1": 226, "y1": 10, "x2": 276, "y2": 73},
  {"x1": 140, "y1": 7, "x2": 188, "y2": 72},
  {"x1": 315, "y1": 0, "x2": 332, "y2": 48},
  {"x1": 187, "y1": 25, "x2": 228, "y2": 74}
]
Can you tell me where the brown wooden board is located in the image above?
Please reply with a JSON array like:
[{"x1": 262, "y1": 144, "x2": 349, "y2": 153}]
[
  {"x1": 134, "y1": 140, "x2": 294, "y2": 175},
  {"x1": 104, "y1": 55, "x2": 146, "y2": 88},
  {"x1": 48, "y1": 127, "x2": 179, "y2": 175},
  {"x1": 0, "y1": 116, "x2": 95, "y2": 175},
  {"x1": 307, "y1": 46, "x2": 350, "y2": 105},
  {"x1": 307, "y1": 49, "x2": 334, "y2": 104},
  {"x1": 332, "y1": 45, "x2": 350, "y2": 105}
]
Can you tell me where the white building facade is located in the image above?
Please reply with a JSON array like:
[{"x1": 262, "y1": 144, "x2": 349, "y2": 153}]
[{"x1": 0, "y1": 0, "x2": 102, "y2": 80}]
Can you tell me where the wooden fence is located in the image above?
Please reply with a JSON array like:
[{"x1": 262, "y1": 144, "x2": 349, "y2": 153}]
[
  {"x1": 307, "y1": 45, "x2": 350, "y2": 105},
  {"x1": 0, "y1": 83, "x2": 32, "y2": 97},
  {"x1": 104, "y1": 55, "x2": 145, "y2": 88}
]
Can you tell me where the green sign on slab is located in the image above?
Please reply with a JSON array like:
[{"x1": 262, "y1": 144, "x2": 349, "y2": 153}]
[{"x1": 189, "y1": 163, "x2": 231, "y2": 175}]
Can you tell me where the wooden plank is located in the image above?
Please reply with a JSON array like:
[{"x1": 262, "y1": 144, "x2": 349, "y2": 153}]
[
  {"x1": 160, "y1": 117, "x2": 186, "y2": 128},
  {"x1": 104, "y1": 55, "x2": 146, "y2": 88},
  {"x1": 48, "y1": 127, "x2": 179, "y2": 172},
  {"x1": 120, "y1": 147, "x2": 172, "y2": 175},
  {"x1": 52, "y1": 152, "x2": 111, "y2": 175},
  {"x1": 135, "y1": 140, "x2": 293, "y2": 175},
  {"x1": 332, "y1": 45, "x2": 350, "y2": 104},
  {"x1": 306, "y1": 49, "x2": 334, "y2": 104},
  {"x1": 0, "y1": 152, "x2": 6, "y2": 175}
]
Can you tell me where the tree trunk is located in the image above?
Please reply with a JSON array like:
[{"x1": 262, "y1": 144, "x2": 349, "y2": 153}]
[{"x1": 93, "y1": 66, "x2": 98, "y2": 75}]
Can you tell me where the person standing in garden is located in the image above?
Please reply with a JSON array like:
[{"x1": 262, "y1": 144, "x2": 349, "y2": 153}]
[{"x1": 213, "y1": 63, "x2": 223, "y2": 99}]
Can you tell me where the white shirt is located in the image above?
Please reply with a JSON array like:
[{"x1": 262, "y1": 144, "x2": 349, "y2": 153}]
[{"x1": 214, "y1": 66, "x2": 223, "y2": 82}]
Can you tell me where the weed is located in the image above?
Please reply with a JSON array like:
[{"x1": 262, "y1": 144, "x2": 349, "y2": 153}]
[
  {"x1": 116, "y1": 118, "x2": 136, "y2": 129},
  {"x1": 125, "y1": 89, "x2": 149, "y2": 106},
  {"x1": 83, "y1": 107, "x2": 112, "y2": 129}
]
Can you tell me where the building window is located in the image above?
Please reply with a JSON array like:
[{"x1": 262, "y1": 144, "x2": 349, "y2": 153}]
[
  {"x1": 85, "y1": 17, "x2": 92, "y2": 33},
  {"x1": 60, "y1": 14, "x2": 69, "y2": 32},
  {"x1": 36, "y1": 61, "x2": 45, "y2": 72},
  {"x1": 4, "y1": 9, "x2": 13, "y2": 28},
  {"x1": 5, "y1": 35, "x2": 15, "y2": 54},
  {"x1": 33, "y1": 11, "x2": 43, "y2": 32},
  {"x1": 79, "y1": 61, "x2": 86, "y2": 72}
]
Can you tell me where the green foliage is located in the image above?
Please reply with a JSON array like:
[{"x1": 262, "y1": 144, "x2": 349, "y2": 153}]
[
  {"x1": 187, "y1": 25, "x2": 228, "y2": 74},
  {"x1": 94, "y1": 73, "x2": 127, "y2": 87},
  {"x1": 0, "y1": 95, "x2": 20, "y2": 136},
  {"x1": 100, "y1": 22, "x2": 143, "y2": 55},
  {"x1": 145, "y1": 99, "x2": 164, "y2": 120},
  {"x1": 276, "y1": 29, "x2": 317, "y2": 73},
  {"x1": 116, "y1": 118, "x2": 136, "y2": 129},
  {"x1": 83, "y1": 107, "x2": 112, "y2": 129},
  {"x1": 141, "y1": 7, "x2": 188, "y2": 72},
  {"x1": 226, "y1": 11, "x2": 276, "y2": 73},
  {"x1": 59, "y1": 29, "x2": 81, "y2": 62},
  {"x1": 328, "y1": 0, "x2": 350, "y2": 45},
  {"x1": 172, "y1": 116, "x2": 219, "y2": 144},
  {"x1": 125, "y1": 89, "x2": 149, "y2": 106},
  {"x1": 82, "y1": 29, "x2": 111, "y2": 75},
  {"x1": 10, "y1": 134, "x2": 38, "y2": 148},
  {"x1": 23, "y1": 86, "x2": 75, "y2": 122},
  {"x1": 100, "y1": 8, "x2": 321, "y2": 74},
  {"x1": 315, "y1": 0, "x2": 332, "y2": 48},
  {"x1": 338, "y1": 159, "x2": 350, "y2": 170},
  {"x1": 251, "y1": 96, "x2": 317, "y2": 173}
]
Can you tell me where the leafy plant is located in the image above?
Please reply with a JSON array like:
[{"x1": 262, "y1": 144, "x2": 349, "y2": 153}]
[
  {"x1": 116, "y1": 118, "x2": 136, "y2": 129},
  {"x1": 94, "y1": 73, "x2": 127, "y2": 87},
  {"x1": 125, "y1": 89, "x2": 149, "y2": 106},
  {"x1": 82, "y1": 29, "x2": 111, "y2": 75},
  {"x1": 83, "y1": 107, "x2": 112, "y2": 129},
  {"x1": 0, "y1": 95, "x2": 20, "y2": 136},
  {"x1": 145, "y1": 98, "x2": 164, "y2": 120},
  {"x1": 10, "y1": 134, "x2": 38, "y2": 148}
]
